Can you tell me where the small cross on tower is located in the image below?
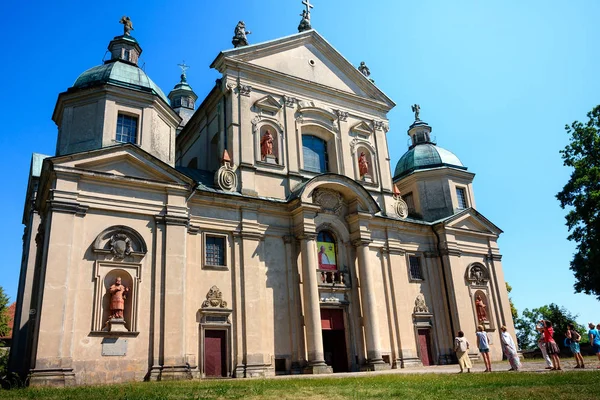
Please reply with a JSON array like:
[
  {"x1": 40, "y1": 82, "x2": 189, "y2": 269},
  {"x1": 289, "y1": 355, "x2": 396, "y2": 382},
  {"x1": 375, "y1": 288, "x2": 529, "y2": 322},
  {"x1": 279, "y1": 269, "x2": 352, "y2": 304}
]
[
  {"x1": 178, "y1": 61, "x2": 190, "y2": 82},
  {"x1": 302, "y1": 0, "x2": 314, "y2": 14},
  {"x1": 298, "y1": 0, "x2": 314, "y2": 32}
]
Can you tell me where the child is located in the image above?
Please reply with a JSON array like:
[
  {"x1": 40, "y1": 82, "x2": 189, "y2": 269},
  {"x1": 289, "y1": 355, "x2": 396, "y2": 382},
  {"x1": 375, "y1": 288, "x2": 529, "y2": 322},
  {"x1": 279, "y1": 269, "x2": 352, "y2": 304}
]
[
  {"x1": 476, "y1": 325, "x2": 492, "y2": 372},
  {"x1": 454, "y1": 330, "x2": 472, "y2": 373}
]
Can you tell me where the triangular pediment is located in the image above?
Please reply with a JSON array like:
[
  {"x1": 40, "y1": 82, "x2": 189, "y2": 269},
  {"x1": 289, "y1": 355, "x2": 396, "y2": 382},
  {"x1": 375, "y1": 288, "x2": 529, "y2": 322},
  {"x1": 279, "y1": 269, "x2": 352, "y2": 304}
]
[
  {"x1": 50, "y1": 144, "x2": 193, "y2": 185},
  {"x1": 351, "y1": 121, "x2": 373, "y2": 136},
  {"x1": 443, "y1": 209, "x2": 502, "y2": 235},
  {"x1": 211, "y1": 30, "x2": 395, "y2": 108},
  {"x1": 254, "y1": 95, "x2": 282, "y2": 113}
]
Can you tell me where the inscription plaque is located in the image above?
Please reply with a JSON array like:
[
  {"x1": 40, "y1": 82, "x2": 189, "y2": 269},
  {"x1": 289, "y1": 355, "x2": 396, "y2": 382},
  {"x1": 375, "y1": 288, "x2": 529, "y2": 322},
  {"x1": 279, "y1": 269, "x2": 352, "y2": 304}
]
[{"x1": 101, "y1": 337, "x2": 128, "y2": 356}]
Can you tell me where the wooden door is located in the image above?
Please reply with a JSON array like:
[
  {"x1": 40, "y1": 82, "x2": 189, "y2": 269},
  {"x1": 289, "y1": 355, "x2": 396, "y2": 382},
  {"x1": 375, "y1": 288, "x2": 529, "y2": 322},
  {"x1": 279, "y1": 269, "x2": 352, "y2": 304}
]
[
  {"x1": 321, "y1": 308, "x2": 349, "y2": 372},
  {"x1": 204, "y1": 330, "x2": 226, "y2": 377},
  {"x1": 418, "y1": 329, "x2": 433, "y2": 366}
]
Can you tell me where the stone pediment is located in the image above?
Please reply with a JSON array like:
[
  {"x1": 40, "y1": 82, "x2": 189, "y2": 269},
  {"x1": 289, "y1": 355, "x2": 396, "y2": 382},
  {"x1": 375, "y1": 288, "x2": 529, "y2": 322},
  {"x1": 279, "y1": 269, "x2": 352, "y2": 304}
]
[
  {"x1": 350, "y1": 121, "x2": 373, "y2": 137},
  {"x1": 50, "y1": 144, "x2": 194, "y2": 186},
  {"x1": 211, "y1": 30, "x2": 395, "y2": 108},
  {"x1": 443, "y1": 209, "x2": 502, "y2": 236},
  {"x1": 254, "y1": 95, "x2": 282, "y2": 114}
]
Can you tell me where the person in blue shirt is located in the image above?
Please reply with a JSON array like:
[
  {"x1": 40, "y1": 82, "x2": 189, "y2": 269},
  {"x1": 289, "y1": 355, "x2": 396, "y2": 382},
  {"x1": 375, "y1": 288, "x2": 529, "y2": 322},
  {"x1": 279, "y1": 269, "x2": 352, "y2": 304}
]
[
  {"x1": 476, "y1": 325, "x2": 492, "y2": 372},
  {"x1": 589, "y1": 322, "x2": 600, "y2": 368}
]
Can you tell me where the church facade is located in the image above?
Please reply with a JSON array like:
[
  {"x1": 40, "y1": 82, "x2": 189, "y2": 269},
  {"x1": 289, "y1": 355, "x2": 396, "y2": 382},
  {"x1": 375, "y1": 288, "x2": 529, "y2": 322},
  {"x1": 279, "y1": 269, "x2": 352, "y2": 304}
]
[{"x1": 10, "y1": 13, "x2": 515, "y2": 386}]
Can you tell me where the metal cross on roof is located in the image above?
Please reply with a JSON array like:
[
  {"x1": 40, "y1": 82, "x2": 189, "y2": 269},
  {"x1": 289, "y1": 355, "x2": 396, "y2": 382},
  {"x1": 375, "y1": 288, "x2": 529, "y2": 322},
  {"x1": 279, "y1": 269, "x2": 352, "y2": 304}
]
[
  {"x1": 178, "y1": 61, "x2": 190, "y2": 76},
  {"x1": 302, "y1": 0, "x2": 314, "y2": 14}
]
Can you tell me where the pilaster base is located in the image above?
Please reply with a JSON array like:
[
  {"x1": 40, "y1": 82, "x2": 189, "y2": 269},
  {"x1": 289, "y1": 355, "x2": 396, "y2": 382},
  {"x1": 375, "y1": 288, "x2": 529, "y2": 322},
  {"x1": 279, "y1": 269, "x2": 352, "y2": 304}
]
[
  {"x1": 391, "y1": 358, "x2": 402, "y2": 369},
  {"x1": 303, "y1": 363, "x2": 333, "y2": 374},
  {"x1": 28, "y1": 368, "x2": 76, "y2": 387},
  {"x1": 159, "y1": 365, "x2": 192, "y2": 381},
  {"x1": 400, "y1": 357, "x2": 423, "y2": 368},
  {"x1": 360, "y1": 360, "x2": 391, "y2": 372},
  {"x1": 245, "y1": 364, "x2": 275, "y2": 378}
]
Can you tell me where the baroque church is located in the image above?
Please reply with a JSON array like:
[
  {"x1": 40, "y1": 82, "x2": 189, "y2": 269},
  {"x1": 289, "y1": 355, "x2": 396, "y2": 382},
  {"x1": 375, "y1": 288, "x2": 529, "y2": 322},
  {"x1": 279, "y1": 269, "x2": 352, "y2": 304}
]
[{"x1": 10, "y1": 6, "x2": 515, "y2": 386}]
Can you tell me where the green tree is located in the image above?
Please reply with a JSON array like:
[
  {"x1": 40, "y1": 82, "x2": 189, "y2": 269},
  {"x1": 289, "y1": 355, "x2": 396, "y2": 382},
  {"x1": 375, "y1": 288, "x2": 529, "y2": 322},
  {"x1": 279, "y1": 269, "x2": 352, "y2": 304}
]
[
  {"x1": 506, "y1": 282, "x2": 518, "y2": 321},
  {"x1": 557, "y1": 105, "x2": 600, "y2": 298},
  {"x1": 515, "y1": 303, "x2": 587, "y2": 350},
  {"x1": 0, "y1": 287, "x2": 9, "y2": 340}
]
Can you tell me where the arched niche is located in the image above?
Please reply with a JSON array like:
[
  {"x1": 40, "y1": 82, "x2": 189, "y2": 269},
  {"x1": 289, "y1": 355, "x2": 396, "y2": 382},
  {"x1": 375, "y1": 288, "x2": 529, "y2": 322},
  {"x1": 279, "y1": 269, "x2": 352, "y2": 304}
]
[
  {"x1": 473, "y1": 289, "x2": 493, "y2": 330},
  {"x1": 252, "y1": 117, "x2": 285, "y2": 168},
  {"x1": 315, "y1": 220, "x2": 351, "y2": 287},
  {"x1": 354, "y1": 143, "x2": 377, "y2": 185},
  {"x1": 101, "y1": 269, "x2": 134, "y2": 331},
  {"x1": 465, "y1": 263, "x2": 489, "y2": 286}
]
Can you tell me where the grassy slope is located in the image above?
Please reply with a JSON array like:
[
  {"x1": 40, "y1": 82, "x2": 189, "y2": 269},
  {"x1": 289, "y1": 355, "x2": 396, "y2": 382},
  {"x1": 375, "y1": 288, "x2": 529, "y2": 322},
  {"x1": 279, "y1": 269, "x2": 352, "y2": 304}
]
[{"x1": 1, "y1": 372, "x2": 599, "y2": 400}]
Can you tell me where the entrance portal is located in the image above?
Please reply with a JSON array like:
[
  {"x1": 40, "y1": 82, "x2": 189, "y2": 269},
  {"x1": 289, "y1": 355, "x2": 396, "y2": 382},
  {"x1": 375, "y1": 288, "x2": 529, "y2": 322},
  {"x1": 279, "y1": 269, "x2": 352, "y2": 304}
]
[
  {"x1": 204, "y1": 329, "x2": 227, "y2": 377},
  {"x1": 321, "y1": 308, "x2": 349, "y2": 372},
  {"x1": 417, "y1": 328, "x2": 433, "y2": 366}
]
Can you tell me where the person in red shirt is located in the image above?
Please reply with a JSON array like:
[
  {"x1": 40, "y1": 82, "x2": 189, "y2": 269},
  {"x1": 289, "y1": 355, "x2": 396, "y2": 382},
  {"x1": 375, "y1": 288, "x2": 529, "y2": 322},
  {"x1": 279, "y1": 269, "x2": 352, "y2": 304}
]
[{"x1": 537, "y1": 320, "x2": 561, "y2": 370}]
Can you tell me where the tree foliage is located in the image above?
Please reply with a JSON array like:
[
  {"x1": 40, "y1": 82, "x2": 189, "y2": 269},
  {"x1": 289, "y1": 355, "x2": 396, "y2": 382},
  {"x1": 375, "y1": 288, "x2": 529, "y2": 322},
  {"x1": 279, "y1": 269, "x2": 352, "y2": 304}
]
[
  {"x1": 505, "y1": 282, "x2": 518, "y2": 322},
  {"x1": 557, "y1": 105, "x2": 600, "y2": 299},
  {"x1": 0, "y1": 287, "x2": 9, "y2": 340},
  {"x1": 515, "y1": 303, "x2": 587, "y2": 350}
]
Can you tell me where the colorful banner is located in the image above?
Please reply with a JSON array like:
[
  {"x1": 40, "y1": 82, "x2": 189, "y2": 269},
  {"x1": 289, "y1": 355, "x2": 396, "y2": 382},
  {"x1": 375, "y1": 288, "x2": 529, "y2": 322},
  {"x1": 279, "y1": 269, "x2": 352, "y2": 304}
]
[{"x1": 317, "y1": 241, "x2": 336, "y2": 270}]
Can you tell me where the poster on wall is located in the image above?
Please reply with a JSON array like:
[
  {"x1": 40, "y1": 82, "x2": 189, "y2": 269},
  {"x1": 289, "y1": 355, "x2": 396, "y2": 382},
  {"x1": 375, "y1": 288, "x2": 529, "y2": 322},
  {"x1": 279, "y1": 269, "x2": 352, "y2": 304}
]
[{"x1": 317, "y1": 242, "x2": 336, "y2": 270}]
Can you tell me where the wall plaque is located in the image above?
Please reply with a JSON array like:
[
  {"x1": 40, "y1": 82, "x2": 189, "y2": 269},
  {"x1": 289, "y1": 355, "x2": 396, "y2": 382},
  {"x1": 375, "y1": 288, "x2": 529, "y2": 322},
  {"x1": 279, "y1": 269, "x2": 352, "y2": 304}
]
[{"x1": 101, "y1": 337, "x2": 128, "y2": 356}]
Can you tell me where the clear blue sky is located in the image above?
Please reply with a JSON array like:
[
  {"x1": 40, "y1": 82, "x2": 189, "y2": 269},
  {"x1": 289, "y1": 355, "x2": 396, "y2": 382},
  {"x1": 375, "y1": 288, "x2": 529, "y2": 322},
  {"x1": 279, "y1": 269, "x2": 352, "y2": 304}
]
[{"x1": 0, "y1": 0, "x2": 598, "y2": 327}]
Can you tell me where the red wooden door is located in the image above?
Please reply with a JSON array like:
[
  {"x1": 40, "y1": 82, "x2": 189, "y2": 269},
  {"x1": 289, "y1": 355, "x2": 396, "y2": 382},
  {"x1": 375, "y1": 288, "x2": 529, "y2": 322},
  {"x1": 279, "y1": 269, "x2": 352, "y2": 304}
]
[
  {"x1": 418, "y1": 329, "x2": 433, "y2": 366},
  {"x1": 204, "y1": 330, "x2": 226, "y2": 377}
]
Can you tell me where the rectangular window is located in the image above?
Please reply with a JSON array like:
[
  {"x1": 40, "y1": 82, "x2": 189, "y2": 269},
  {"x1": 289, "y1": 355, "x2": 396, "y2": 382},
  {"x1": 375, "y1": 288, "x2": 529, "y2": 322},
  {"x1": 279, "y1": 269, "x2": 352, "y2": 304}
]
[
  {"x1": 402, "y1": 192, "x2": 416, "y2": 215},
  {"x1": 409, "y1": 255, "x2": 423, "y2": 280},
  {"x1": 302, "y1": 135, "x2": 328, "y2": 173},
  {"x1": 116, "y1": 114, "x2": 138, "y2": 144},
  {"x1": 456, "y1": 187, "x2": 468, "y2": 209},
  {"x1": 205, "y1": 235, "x2": 226, "y2": 267}
]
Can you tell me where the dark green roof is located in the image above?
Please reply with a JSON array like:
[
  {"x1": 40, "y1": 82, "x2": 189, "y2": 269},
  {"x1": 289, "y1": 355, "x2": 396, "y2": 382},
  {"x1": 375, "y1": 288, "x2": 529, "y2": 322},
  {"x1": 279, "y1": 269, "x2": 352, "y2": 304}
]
[
  {"x1": 394, "y1": 143, "x2": 466, "y2": 179},
  {"x1": 72, "y1": 61, "x2": 169, "y2": 104}
]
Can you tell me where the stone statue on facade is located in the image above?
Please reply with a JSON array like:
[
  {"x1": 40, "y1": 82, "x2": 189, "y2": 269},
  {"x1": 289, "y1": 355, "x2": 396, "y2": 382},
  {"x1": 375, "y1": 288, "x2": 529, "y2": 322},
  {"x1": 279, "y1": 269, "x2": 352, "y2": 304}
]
[
  {"x1": 411, "y1": 104, "x2": 421, "y2": 121},
  {"x1": 119, "y1": 16, "x2": 134, "y2": 36},
  {"x1": 475, "y1": 295, "x2": 488, "y2": 322},
  {"x1": 109, "y1": 277, "x2": 129, "y2": 320},
  {"x1": 414, "y1": 294, "x2": 429, "y2": 313},
  {"x1": 232, "y1": 21, "x2": 251, "y2": 48},
  {"x1": 260, "y1": 130, "x2": 274, "y2": 160},
  {"x1": 358, "y1": 61, "x2": 371, "y2": 78},
  {"x1": 358, "y1": 152, "x2": 369, "y2": 177},
  {"x1": 298, "y1": 10, "x2": 312, "y2": 32}
]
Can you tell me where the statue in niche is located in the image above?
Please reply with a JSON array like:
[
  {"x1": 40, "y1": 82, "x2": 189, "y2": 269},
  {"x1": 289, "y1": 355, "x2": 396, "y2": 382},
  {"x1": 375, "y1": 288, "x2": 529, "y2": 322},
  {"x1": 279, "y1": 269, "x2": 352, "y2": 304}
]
[
  {"x1": 475, "y1": 295, "x2": 488, "y2": 323},
  {"x1": 232, "y1": 21, "x2": 251, "y2": 48},
  {"x1": 414, "y1": 294, "x2": 429, "y2": 313},
  {"x1": 260, "y1": 130, "x2": 274, "y2": 160},
  {"x1": 109, "y1": 277, "x2": 129, "y2": 320},
  {"x1": 358, "y1": 152, "x2": 369, "y2": 177},
  {"x1": 119, "y1": 16, "x2": 134, "y2": 36}
]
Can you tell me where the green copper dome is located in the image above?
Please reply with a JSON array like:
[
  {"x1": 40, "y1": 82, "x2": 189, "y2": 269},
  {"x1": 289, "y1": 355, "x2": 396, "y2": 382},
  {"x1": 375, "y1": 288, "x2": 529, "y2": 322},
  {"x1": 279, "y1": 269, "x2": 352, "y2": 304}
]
[
  {"x1": 394, "y1": 143, "x2": 466, "y2": 179},
  {"x1": 72, "y1": 61, "x2": 169, "y2": 104}
]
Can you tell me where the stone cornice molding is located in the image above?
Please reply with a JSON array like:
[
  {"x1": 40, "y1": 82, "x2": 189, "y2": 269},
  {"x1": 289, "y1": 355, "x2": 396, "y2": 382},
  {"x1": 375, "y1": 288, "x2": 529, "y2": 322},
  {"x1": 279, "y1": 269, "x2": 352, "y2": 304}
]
[
  {"x1": 352, "y1": 239, "x2": 372, "y2": 248},
  {"x1": 47, "y1": 200, "x2": 88, "y2": 216},
  {"x1": 485, "y1": 254, "x2": 503, "y2": 261}
]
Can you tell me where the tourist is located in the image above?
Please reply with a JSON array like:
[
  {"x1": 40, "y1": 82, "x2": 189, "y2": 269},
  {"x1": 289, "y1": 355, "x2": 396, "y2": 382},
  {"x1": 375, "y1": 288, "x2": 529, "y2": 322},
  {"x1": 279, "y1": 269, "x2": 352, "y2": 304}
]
[
  {"x1": 539, "y1": 320, "x2": 561, "y2": 370},
  {"x1": 537, "y1": 333, "x2": 553, "y2": 369},
  {"x1": 454, "y1": 330, "x2": 472, "y2": 373},
  {"x1": 565, "y1": 323, "x2": 584, "y2": 369},
  {"x1": 500, "y1": 326, "x2": 521, "y2": 371},
  {"x1": 476, "y1": 325, "x2": 492, "y2": 372},
  {"x1": 588, "y1": 323, "x2": 600, "y2": 368}
]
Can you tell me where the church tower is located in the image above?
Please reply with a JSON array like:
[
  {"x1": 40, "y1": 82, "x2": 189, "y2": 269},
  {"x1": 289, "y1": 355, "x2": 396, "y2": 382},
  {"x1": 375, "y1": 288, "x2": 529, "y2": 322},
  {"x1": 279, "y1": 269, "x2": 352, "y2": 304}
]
[
  {"x1": 393, "y1": 106, "x2": 476, "y2": 221},
  {"x1": 168, "y1": 64, "x2": 198, "y2": 132},
  {"x1": 52, "y1": 21, "x2": 181, "y2": 166}
]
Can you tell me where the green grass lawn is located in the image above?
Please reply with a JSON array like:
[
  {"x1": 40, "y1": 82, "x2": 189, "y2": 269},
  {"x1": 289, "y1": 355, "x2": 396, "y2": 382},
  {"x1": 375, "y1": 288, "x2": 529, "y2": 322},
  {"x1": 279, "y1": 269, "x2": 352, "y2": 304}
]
[{"x1": 1, "y1": 371, "x2": 599, "y2": 400}]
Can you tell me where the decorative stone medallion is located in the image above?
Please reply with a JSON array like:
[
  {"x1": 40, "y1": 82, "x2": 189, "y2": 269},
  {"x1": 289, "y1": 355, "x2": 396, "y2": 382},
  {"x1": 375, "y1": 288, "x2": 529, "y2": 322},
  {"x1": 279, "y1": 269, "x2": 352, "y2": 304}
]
[
  {"x1": 312, "y1": 189, "x2": 343, "y2": 215},
  {"x1": 110, "y1": 233, "x2": 132, "y2": 259},
  {"x1": 414, "y1": 293, "x2": 429, "y2": 314},
  {"x1": 215, "y1": 150, "x2": 237, "y2": 192},
  {"x1": 202, "y1": 285, "x2": 228, "y2": 308},
  {"x1": 467, "y1": 264, "x2": 488, "y2": 285},
  {"x1": 392, "y1": 187, "x2": 409, "y2": 219}
]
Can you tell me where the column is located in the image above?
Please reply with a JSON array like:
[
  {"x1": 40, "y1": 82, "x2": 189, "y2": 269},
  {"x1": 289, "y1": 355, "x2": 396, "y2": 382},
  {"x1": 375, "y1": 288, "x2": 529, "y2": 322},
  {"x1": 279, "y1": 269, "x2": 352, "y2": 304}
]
[
  {"x1": 299, "y1": 234, "x2": 331, "y2": 374},
  {"x1": 354, "y1": 240, "x2": 387, "y2": 370},
  {"x1": 283, "y1": 236, "x2": 302, "y2": 373}
]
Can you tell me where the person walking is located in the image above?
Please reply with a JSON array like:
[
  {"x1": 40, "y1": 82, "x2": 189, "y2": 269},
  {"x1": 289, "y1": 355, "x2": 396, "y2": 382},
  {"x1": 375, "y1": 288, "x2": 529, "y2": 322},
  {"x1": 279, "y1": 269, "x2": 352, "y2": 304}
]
[
  {"x1": 538, "y1": 333, "x2": 553, "y2": 369},
  {"x1": 454, "y1": 331, "x2": 472, "y2": 373},
  {"x1": 500, "y1": 326, "x2": 521, "y2": 371},
  {"x1": 588, "y1": 322, "x2": 600, "y2": 368},
  {"x1": 476, "y1": 325, "x2": 492, "y2": 372},
  {"x1": 566, "y1": 323, "x2": 584, "y2": 369},
  {"x1": 539, "y1": 320, "x2": 561, "y2": 371}
]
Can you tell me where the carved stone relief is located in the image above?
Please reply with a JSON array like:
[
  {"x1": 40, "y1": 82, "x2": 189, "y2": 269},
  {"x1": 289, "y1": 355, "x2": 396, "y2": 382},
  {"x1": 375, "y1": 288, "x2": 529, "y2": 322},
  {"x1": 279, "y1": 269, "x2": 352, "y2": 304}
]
[
  {"x1": 312, "y1": 188, "x2": 343, "y2": 215},
  {"x1": 237, "y1": 84, "x2": 252, "y2": 97},
  {"x1": 202, "y1": 285, "x2": 228, "y2": 308},
  {"x1": 215, "y1": 150, "x2": 237, "y2": 192},
  {"x1": 110, "y1": 234, "x2": 133, "y2": 259},
  {"x1": 414, "y1": 294, "x2": 429, "y2": 314},
  {"x1": 392, "y1": 186, "x2": 409, "y2": 219},
  {"x1": 466, "y1": 264, "x2": 489, "y2": 286}
]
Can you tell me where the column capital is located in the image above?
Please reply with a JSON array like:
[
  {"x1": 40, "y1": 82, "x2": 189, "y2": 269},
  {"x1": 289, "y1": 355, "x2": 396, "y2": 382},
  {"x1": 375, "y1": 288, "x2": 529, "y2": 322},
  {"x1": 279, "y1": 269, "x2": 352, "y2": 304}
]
[
  {"x1": 297, "y1": 232, "x2": 317, "y2": 241},
  {"x1": 352, "y1": 239, "x2": 372, "y2": 248}
]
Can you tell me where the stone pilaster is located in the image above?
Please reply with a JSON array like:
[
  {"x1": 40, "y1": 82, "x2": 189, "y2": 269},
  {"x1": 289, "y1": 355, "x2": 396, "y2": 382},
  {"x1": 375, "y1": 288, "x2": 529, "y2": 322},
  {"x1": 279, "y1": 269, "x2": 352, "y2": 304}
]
[
  {"x1": 283, "y1": 235, "x2": 303, "y2": 374},
  {"x1": 354, "y1": 240, "x2": 387, "y2": 371},
  {"x1": 299, "y1": 234, "x2": 331, "y2": 374}
]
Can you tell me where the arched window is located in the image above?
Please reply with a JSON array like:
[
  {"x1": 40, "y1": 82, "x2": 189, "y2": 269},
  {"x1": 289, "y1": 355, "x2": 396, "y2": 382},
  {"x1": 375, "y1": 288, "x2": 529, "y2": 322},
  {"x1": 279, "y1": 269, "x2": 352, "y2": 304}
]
[
  {"x1": 317, "y1": 231, "x2": 337, "y2": 271},
  {"x1": 302, "y1": 135, "x2": 328, "y2": 173}
]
